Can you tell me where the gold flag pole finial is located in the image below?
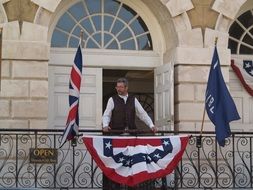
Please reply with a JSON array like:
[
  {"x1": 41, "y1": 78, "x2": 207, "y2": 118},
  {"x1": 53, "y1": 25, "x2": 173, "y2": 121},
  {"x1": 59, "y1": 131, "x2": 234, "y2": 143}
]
[
  {"x1": 215, "y1": 37, "x2": 218, "y2": 46},
  {"x1": 80, "y1": 30, "x2": 84, "y2": 48}
]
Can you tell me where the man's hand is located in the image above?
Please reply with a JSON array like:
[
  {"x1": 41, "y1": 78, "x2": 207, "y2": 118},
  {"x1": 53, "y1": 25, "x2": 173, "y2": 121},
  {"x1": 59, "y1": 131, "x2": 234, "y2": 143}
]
[
  {"x1": 102, "y1": 126, "x2": 111, "y2": 132},
  {"x1": 151, "y1": 126, "x2": 157, "y2": 133}
]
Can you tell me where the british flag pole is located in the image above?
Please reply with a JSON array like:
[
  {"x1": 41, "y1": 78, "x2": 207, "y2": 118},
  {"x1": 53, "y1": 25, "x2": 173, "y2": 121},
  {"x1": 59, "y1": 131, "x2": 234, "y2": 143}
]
[{"x1": 59, "y1": 30, "x2": 84, "y2": 148}]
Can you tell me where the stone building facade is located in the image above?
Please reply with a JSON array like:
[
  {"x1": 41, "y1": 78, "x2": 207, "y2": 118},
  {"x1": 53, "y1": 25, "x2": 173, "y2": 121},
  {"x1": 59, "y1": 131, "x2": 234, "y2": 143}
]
[{"x1": 0, "y1": 0, "x2": 252, "y2": 133}]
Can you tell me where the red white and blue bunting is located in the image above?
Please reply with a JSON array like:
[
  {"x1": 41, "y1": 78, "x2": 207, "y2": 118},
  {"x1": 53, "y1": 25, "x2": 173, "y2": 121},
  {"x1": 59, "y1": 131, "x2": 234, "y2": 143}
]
[
  {"x1": 83, "y1": 135, "x2": 189, "y2": 186},
  {"x1": 231, "y1": 59, "x2": 253, "y2": 97}
]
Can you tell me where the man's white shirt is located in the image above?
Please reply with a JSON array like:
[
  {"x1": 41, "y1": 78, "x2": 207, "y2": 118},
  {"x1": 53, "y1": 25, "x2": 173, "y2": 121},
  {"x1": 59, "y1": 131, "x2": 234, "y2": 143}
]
[{"x1": 102, "y1": 94, "x2": 154, "y2": 128}]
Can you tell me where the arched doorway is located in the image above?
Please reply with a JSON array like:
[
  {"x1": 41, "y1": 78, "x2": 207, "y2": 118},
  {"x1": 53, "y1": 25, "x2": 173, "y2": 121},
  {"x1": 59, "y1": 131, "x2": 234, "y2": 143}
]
[
  {"x1": 228, "y1": 3, "x2": 253, "y2": 131},
  {"x1": 48, "y1": 0, "x2": 173, "y2": 130}
]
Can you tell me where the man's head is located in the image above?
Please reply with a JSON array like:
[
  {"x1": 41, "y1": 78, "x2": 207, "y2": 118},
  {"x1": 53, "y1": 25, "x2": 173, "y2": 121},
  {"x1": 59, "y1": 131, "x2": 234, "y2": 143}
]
[{"x1": 115, "y1": 78, "x2": 128, "y2": 96}]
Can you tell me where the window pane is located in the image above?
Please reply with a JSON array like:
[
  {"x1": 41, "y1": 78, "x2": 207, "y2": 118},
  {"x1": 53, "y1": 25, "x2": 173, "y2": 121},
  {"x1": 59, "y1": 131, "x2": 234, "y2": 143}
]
[
  {"x1": 118, "y1": 28, "x2": 132, "y2": 41},
  {"x1": 228, "y1": 39, "x2": 238, "y2": 54},
  {"x1": 81, "y1": 19, "x2": 94, "y2": 34},
  {"x1": 87, "y1": 39, "x2": 100, "y2": 48},
  {"x1": 111, "y1": 20, "x2": 124, "y2": 35},
  {"x1": 238, "y1": 11, "x2": 253, "y2": 28},
  {"x1": 130, "y1": 17, "x2": 148, "y2": 35},
  {"x1": 85, "y1": 0, "x2": 101, "y2": 14},
  {"x1": 91, "y1": 15, "x2": 102, "y2": 31},
  {"x1": 93, "y1": 33, "x2": 101, "y2": 46},
  {"x1": 104, "y1": 33, "x2": 113, "y2": 45},
  {"x1": 57, "y1": 13, "x2": 76, "y2": 32},
  {"x1": 229, "y1": 22, "x2": 244, "y2": 39},
  {"x1": 51, "y1": 30, "x2": 68, "y2": 47},
  {"x1": 240, "y1": 45, "x2": 253, "y2": 54},
  {"x1": 69, "y1": 37, "x2": 79, "y2": 48},
  {"x1": 107, "y1": 40, "x2": 119, "y2": 49},
  {"x1": 121, "y1": 39, "x2": 135, "y2": 50},
  {"x1": 104, "y1": 0, "x2": 120, "y2": 15},
  {"x1": 137, "y1": 35, "x2": 152, "y2": 50},
  {"x1": 68, "y1": 2, "x2": 87, "y2": 21},
  {"x1": 118, "y1": 4, "x2": 137, "y2": 23},
  {"x1": 104, "y1": 16, "x2": 114, "y2": 32},
  {"x1": 243, "y1": 34, "x2": 253, "y2": 47}
]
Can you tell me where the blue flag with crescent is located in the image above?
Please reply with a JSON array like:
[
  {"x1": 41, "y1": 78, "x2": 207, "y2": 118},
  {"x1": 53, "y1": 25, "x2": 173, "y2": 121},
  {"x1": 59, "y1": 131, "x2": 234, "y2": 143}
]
[{"x1": 205, "y1": 46, "x2": 240, "y2": 147}]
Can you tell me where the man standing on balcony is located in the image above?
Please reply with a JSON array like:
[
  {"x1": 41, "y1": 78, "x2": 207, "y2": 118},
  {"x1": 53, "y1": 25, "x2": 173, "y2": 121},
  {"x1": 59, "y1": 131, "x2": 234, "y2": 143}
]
[
  {"x1": 102, "y1": 77, "x2": 157, "y2": 133},
  {"x1": 102, "y1": 77, "x2": 157, "y2": 189}
]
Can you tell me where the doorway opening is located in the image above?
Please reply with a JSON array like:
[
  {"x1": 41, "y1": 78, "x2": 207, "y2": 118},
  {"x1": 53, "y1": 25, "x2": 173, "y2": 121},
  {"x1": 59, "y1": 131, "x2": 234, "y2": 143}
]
[{"x1": 103, "y1": 69, "x2": 154, "y2": 130}]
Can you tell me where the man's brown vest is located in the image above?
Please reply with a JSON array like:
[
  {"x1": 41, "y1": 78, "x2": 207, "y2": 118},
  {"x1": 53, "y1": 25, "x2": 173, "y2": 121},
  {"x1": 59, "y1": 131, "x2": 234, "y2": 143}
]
[{"x1": 110, "y1": 95, "x2": 136, "y2": 130}]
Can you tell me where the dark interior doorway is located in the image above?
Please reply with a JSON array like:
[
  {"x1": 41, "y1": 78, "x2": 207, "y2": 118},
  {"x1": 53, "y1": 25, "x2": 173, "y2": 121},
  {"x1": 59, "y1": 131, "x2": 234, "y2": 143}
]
[{"x1": 103, "y1": 69, "x2": 154, "y2": 130}]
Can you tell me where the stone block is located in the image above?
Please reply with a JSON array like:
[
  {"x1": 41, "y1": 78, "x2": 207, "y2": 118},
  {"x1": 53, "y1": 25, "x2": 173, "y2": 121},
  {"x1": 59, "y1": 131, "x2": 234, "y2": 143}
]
[
  {"x1": 1, "y1": 60, "x2": 10, "y2": 78},
  {"x1": 195, "y1": 84, "x2": 207, "y2": 101},
  {"x1": 20, "y1": 22, "x2": 48, "y2": 42},
  {"x1": 165, "y1": 0, "x2": 194, "y2": 17},
  {"x1": 0, "y1": 100, "x2": 10, "y2": 117},
  {"x1": 0, "y1": 5, "x2": 6, "y2": 23},
  {"x1": 31, "y1": 0, "x2": 61, "y2": 12},
  {"x1": 175, "y1": 84, "x2": 195, "y2": 101},
  {"x1": 195, "y1": 121, "x2": 214, "y2": 131},
  {"x1": 172, "y1": 12, "x2": 191, "y2": 32},
  {"x1": 175, "y1": 102, "x2": 204, "y2": 121},
  {"x1": 2, "y1": 40, "x2": 50, "y2": 60},
  {"x1": 177, "y1": 28, "x2": 203, "y2": 48},
  {"x1": 175, "y1": 65, "x2": 229, "y2": 83},
  {"x1": 0, "y1": 119, "x2": 29, "y2": 128},
  {"x1": 34, "y1": 8, "x2": 51, "y2": 27},
  {"x1": 215, "y1": 15, "x2": 231, "y2": 32},
  {"x1": 204, "y1": 28, "x2": 229, "y2": 47},
  {"x1": 175, "y1": 47, "x2": 231, "y2": 66},
  {"x1": 30, "y1": 80, "x2": 48, "y2": 98},
  {"x1": 2, "y1": 21, "x2": 20, "y2": 40},
  {"x1": 175, "y1": 65, "x2": 209, "y2": 83},
  {"x1": 12, "y1": 61, "x2": 48, "y2": 79},
  {"x1": 0, "y1": 80, "x2": 29, "y2": 97},
  {"x1": 212, "y1": 0, "x2": 246, "y2": 19},
  {"x1": 12, "y1": 100, "x2": 48, "y2": 118},
  {"x1": 30, "y1": 119, "x2": 47, "y2": 129},
  {"x1": 174, "y1": 121, "x2": 195, "y2": 131}
]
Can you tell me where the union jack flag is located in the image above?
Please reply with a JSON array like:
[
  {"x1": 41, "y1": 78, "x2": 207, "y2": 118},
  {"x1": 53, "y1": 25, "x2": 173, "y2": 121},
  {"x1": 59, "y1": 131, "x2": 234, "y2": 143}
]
[
  {"x1": 83, "y1": 135, "x2": 189, "y2": 186},
  {"x1": 59, "y1": 44, "x2": 83, "y2": 148}
]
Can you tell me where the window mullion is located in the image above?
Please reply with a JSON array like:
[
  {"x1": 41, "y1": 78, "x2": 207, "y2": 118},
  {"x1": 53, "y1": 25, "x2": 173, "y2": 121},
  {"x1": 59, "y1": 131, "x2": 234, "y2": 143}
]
[{"x1": 101, "y1": 0, "x2": 104, "y2": 48}]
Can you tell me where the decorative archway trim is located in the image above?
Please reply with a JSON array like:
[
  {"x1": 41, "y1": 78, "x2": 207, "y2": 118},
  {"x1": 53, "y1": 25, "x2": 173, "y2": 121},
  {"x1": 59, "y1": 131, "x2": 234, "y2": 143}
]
[
  {"x1": 163, "y1": 0, "x2": 194, "y2": 17},
  {"x1": 0, "y1": 1, "x2": 8, "y2": 23},
  {"x1": 160, "y1": 0, "x2": 193, "y2": 31},
  {"x1": 212, "y1": 0, "x2": 247, "y2": 20},
  {"x1": 31, "y1": 0, "x2": 61, "y2": 13}
]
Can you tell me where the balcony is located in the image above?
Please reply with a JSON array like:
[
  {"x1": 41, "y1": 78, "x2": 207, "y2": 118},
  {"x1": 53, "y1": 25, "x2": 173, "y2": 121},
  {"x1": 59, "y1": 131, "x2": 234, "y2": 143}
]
[{"x1": 0, "y1": 129, "x2": 252, "y2": 189}]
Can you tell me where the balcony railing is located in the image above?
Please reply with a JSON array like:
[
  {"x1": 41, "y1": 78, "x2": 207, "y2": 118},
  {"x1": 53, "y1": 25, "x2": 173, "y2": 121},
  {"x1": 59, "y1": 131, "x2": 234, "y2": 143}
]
[{"x1": 0, "y1": 129, "x2": 252, "y2": 189}]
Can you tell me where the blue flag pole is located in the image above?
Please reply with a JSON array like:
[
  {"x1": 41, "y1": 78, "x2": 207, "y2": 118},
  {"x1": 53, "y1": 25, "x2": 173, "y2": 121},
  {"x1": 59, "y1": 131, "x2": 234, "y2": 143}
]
[{"x1": 197, "y1": 37, "x2": 219, "y2": 148}]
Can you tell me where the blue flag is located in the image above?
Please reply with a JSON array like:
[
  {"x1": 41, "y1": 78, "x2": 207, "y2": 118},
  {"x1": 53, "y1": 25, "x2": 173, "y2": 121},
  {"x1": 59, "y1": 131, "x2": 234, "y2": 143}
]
[{"x1": 205, "y1": 46, "x2": 240, "y2": 146}]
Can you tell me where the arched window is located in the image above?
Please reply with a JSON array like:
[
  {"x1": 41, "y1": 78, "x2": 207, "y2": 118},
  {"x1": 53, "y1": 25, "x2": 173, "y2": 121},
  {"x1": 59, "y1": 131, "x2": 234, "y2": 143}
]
[
  {"x1": 51, "y1": 0, "x2": 153, "y2": 50},
  {"x1": 229, "y1": 9, "x2": 253, "y2": 54}
]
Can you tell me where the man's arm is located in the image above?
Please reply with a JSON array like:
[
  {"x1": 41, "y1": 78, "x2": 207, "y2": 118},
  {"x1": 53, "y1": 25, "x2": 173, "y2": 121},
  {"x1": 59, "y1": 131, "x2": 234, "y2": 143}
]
[
  {"x1": 102, "y1": 97, "x2": 114, "y2": 132},
  {"x1": 134, "y1": 98, "x2": 157, "y2": 133}
]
